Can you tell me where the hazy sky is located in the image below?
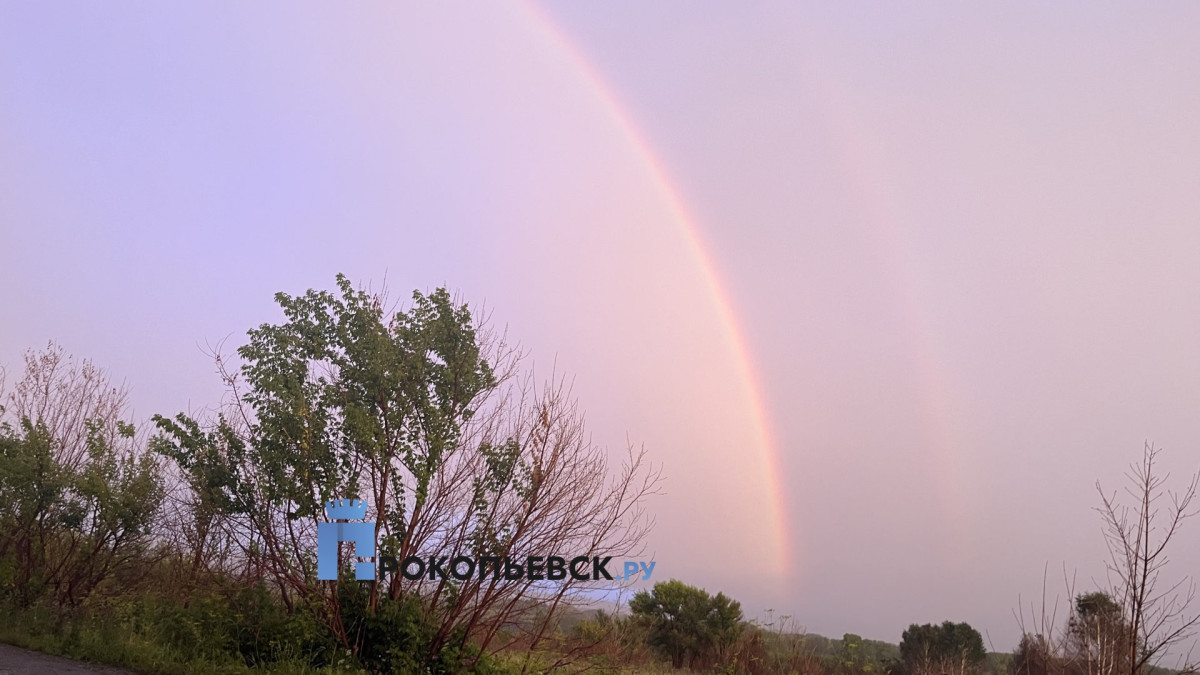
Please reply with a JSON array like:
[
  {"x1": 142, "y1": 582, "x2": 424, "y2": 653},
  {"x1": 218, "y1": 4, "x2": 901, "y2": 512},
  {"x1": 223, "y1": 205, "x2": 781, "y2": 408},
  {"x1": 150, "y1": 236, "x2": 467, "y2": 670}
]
[{"x1": 4, "y1": 2, "x2": 1200, "y2": 651}]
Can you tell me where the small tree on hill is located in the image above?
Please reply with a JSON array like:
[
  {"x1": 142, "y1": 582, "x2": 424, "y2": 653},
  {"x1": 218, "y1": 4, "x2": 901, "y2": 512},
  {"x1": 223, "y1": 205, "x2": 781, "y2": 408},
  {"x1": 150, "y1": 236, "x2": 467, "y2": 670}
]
[{"x1": 630, "y1": 579, "x2": 744, "y2": 669}]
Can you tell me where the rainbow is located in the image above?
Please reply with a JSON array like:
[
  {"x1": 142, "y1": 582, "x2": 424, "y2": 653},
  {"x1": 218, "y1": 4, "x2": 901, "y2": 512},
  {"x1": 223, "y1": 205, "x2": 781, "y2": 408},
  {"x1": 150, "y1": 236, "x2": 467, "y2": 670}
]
[
  {"x1": 796, "y1": 55, "x2": 974, "y2": 559},
  {"x1": 517, "y1": 1, "x2": 794, "y2": 578}
]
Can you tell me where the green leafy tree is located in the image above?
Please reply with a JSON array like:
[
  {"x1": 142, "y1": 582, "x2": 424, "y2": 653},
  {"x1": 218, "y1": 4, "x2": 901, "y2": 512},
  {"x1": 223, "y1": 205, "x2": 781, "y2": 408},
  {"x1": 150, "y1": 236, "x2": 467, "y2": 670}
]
[
  {"x1": 153, "y1": 274, "x2": 661, "y2": 666},
  {"x1": 842, "y1": 633, "x2": 867, "y2": 672},
  {"x1": 899, "y1": 621, "x2": 986, "y2": 675},
  {"x1": 0, "y1": 345, "x2": 163, "y2": 608},
  {"x1": 630, "y1": 579, "x2": 744, "y2": 669}
]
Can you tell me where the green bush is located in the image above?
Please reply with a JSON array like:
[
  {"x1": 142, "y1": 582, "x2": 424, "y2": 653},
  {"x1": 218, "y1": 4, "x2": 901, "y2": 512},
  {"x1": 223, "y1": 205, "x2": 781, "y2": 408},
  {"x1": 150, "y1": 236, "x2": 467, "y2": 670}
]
[{"x1": 336, "y1": 578, "x2": 514, "y2": 674}]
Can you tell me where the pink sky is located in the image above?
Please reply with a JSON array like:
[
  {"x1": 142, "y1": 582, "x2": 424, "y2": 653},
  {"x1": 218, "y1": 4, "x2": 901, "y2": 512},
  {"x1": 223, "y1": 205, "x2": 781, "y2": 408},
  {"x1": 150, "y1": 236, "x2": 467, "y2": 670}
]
[{"x1": 3, "y1": 2, "x2": 1200, "y2": 651}]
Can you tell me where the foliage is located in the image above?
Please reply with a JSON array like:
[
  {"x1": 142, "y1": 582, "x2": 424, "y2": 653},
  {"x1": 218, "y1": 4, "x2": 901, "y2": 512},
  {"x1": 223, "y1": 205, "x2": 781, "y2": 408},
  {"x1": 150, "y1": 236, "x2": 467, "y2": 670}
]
[
  {"x1": 149, "y1": 274, "x2": 659, "y2": 667},
  {"x1": 17, "y1": 280, "x2": 1184, "y2": 675},
  {"x1": 0, "y1": 280, "x2": 659, "y2": 673},
  {"x1": 0, "y1": 345, "x2": 164, "y2": 609},
  {"x1": 630, "y1": 579, "x2": 745, "y2": 669},
  {"x1": 0, "y1": 591, "x2": 360, "y2": 675},
  {"x1": 898, "y1": 621, "x2": 986, "y2": 675}
]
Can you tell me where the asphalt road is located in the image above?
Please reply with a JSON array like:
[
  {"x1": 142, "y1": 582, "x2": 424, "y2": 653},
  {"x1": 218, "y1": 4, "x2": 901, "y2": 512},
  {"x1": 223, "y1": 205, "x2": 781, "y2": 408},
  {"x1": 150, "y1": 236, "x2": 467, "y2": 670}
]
[{"x1": 0, "y1": 643, "x2": 136, "y2": 674}]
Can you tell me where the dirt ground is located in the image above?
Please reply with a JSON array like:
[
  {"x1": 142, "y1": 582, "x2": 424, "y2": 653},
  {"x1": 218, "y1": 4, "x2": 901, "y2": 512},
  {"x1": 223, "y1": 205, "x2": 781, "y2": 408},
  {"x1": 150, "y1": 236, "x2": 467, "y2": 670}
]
[{"x1": 0, "y1": 643, "x2": 136, "y2": 674}]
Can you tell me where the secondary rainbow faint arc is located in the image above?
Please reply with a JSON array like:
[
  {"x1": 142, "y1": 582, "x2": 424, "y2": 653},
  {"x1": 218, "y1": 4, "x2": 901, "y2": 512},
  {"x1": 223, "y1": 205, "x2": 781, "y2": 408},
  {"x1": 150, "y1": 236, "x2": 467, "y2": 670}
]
[{"x1": 518, "y1": 2, "x2": 793, "y2": 577}]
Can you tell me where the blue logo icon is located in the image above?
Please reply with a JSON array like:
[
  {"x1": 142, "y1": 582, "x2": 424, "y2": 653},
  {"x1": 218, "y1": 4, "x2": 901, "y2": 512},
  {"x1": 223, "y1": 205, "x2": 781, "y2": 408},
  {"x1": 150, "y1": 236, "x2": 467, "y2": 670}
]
[{"x1": 317, "y1": 498, "x2": 376, "y2": 581}]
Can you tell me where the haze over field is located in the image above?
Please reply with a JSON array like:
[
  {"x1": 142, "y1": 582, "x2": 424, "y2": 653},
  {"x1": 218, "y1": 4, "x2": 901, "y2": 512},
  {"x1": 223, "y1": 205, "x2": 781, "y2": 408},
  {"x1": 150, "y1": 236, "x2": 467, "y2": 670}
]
[{"x1": 3, "y1": 1, "x2": 1200, "y2": 653}]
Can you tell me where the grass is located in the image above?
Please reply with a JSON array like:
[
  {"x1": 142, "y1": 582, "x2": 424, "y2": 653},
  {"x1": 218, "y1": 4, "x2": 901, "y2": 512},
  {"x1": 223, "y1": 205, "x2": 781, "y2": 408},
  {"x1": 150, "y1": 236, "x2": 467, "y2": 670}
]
[{"x1": 0, "y1": 603, "x2": 365, "y2": 675}]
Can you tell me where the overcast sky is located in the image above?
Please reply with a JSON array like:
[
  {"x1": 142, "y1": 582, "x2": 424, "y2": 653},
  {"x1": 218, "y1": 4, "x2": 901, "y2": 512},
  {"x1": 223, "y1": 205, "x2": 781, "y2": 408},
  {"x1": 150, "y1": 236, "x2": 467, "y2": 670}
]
[{"x1": 3, "y1": 2, "x2": 1200, "y2": 651}]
